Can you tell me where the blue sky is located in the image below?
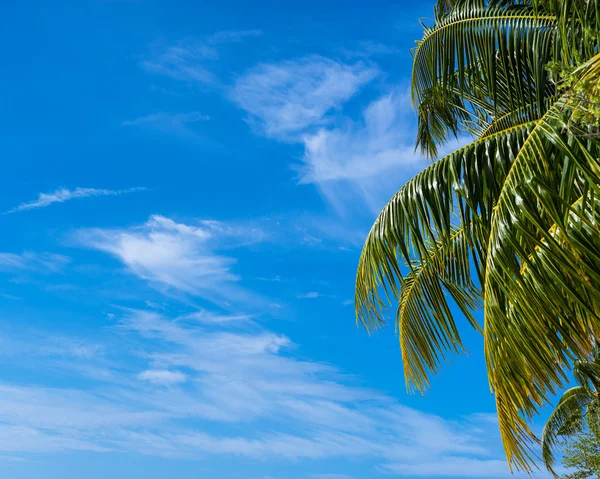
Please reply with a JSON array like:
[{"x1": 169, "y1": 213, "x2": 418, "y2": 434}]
[{"x1": 0, "y1": 1, "x2": 555, "y2": 478}]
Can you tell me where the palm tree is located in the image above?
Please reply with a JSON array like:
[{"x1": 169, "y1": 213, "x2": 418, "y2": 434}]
[
  {"x1": 354, "y1": 0, "x2": 600, "y2": 472},
  {"x1": 542, "y1": 344, "x2": 600, "y2": 476}
]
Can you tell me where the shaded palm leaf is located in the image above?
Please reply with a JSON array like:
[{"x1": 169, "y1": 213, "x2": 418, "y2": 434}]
[
  {"x1": 412, "y1": 0, "x2": 557, "y2": 156},
  {"x1": 541, "y1": 386, "x2": 592, "y2": 476}
]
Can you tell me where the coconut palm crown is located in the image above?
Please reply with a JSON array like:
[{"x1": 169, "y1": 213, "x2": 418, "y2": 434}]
[{"x1": 355, "y1": 0, "x2": 600, "y2": 472}]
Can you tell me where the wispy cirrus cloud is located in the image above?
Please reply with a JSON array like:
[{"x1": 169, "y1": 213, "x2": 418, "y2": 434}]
[
  {"x1": 381, "y1": 457, "x2": 514, "y2": 477},
  {"x1": 122, "y1": 111, "x2": 210, "y2": 139},
  {"x1": 5, "y1": 187, "x2": 145, "y2": 214},
  {"x1": 298, "y1": 88, "x2": 470, "y2": 215},
  {"x1": 0, "y1": 308, "x2": 515, "y2": 477},
  {"x1": 231, "y1": 55, "x2": 378, "y2": 139},
  {"x1": 0, "y1": 252, "x2": 70, "y2": 274},
  {"x1": 73, "y1": 215, "x2": 267, "y2": 306},
  {"x1": 228, "y1": 55, "x2": 464, "y2": 218},
  {"x1": 137, "y1": 369, "x2": 187, "y2": 386},
  {"x1": 297, "y1": 88, "x2": 421, "y2": 214},
  {"x1": 299, "y1": 89, "x2": 416, "y2": 184},
  {"x1": 122, "y1": 111, "x2": 209, "y2": 127},
  {"x1": 227, "y1": 52, "x2": 468, "y2": 219},
  {"x1": 141, "y1": 30, "x2": 261, "y2": 86},
  {"x1": 337, "y1": 40, "x2": 401, "y2": 61},
  {"x1": 297, "y1": 292, "x2": 321, "y2": 299}
]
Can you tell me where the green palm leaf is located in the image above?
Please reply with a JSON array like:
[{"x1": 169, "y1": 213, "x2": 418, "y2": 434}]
[
  {"x1": 397, "y1": 225, "x2": 482, "y2": 392},
  {"x1": 482, "y1": 56, "x2": 600, "y2": 468},
  {"x1": 356, "y1": 114, "x2": 539, "y2": 374},
  {"x1": 541, "y1": 386, "x2": 591, "y2": 476},
  {"x1": 412, "y1": 0, "x2": 557, "y2": 156}
]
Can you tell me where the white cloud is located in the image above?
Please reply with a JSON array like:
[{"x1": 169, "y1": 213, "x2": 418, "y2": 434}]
[
  {"x1": 0, "y1": 252, "x2": 70, "y2": 274},
  {"x1": 254, "y1": 275, "x2": 282, "y2": 282},
  {"x1": 231, "y1": 55, "x2": 378, "y2": 139},
  {"x1": 297, "y1": 292, "x2": 321, "y2": 299},
  {"x1": 229, "y1": 56, "x2": 462, "y2": 218},
  {"x1": 299, "y1": 89, "x2": 415, "y2": 184},
  {"x1": 5, "y1": 187, "x2": 145, "y2": 214},
  {"x1": 142, "y1": 47, "x2": 216, "y2": 84},
  {"x1": 122, "y1": 111, "x2": 210, "y2": 133},
  {"x1": 73, "y1": 215, "x2": 266, "y2": 305},
  {"x1": 341, "y1": 40, "x2": 400, "y2": 58},
  {"x1": 114, "y1": 309, "x2": 498, "y2": 467},
  {"x1": 138, "y1": 369, "x2": 187, "y2": 385},
  {"x1": 0, "y1": 425, "x2": 109, "y2": 454},
  {"x1": 141, "y1": 30, "x2": 261, "y2": 85},
  {"x1": 184, "y1": 310, "x2": 254, "y2": 324},
  {"x1": 381, "y1": 457, "x2": 514, "y2": 478},
  {"x1": 297, "y1": 88, "x2": 471, "y2": 215}
]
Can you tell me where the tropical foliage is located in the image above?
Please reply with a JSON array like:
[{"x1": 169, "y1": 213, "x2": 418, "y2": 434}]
[
  {"x1": 355, "y1": 0, "x2": 600, "y2": 471},
  {"x1": 559, "y1": 409, "x2": 600, "y2": 479},
  {"x1": 542, "y1": 345, "x2": 600, "y2": 475}
]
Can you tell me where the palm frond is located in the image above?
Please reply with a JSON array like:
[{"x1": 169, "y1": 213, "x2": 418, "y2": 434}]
[
  {"x1": 397, "y1": 225, "x2": 483, "y2": 392},
  {"x1": 412, "y1": 2, "x2": 556, "y2": 111},
  {"x1": 356, "y1": 114, "x2": 539, "y2": 373},
  {"x1": 480, "y1": 98, "x2": 557, "y2": 138},
  {"x1": 483, "y1": 66, "x2": 600, "y2": 469},
  {"x1": 574, "y1": 359, "x2": 600, "y2": 393},
  {"x1": 357, "y1": 1, "x2": 600, "y2": 473},
  {"x1": 541, "y1": 386, "x2": 591, "y2": 476}
]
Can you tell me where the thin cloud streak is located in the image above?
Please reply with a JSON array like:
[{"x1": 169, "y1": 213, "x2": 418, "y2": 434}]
[
  {"x1": 381, "y1": 457, "x2": 515, "y2": 478},
  {"x1": 137, "y1": 369, "x2": 187, "y2": 385},
  {"x1": 297, "y1": 292, "x2": 321, "y2": 299},
  {"x1": 122, "y1": 111, "x2": 210, "y2": 127},
  {"x1": 0, "y1": 252, "x2": 70, "y2": 274},
  {"x1": 122, "y1": 112, "x2": 211, "y2": 140},
  {"x1": 141, "y1": 30, "x2": 262, "y2": 86},
  {"x1": 5, "y1": 187, "x2": 145, "y2": 214}
]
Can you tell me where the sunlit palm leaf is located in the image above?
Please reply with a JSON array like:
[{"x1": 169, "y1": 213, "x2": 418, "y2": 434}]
[
  {"x1": 483, "y1": 58, "x2": 600, "y2": 469},
  {"x1": 356, "y1": 114, "x2": 539, "y2": 360}
]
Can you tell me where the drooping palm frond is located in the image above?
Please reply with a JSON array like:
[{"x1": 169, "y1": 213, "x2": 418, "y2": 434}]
[
  {"x1": 481, "y1": 55, "x2": 600, "y2": 468},
  {"x1": 412, "y1": 1, "x2": 556, "y2": 105},
  {"x1": 397, "y1": 225, "x2": 482, "y2": 392},
  {"x1": 482, "y1": 95, "x2": 600, "y2": 469},
  {"x1": 412, "y1": 0, "x2": 557, "y2": 156},
  {"x1": 540, "y1": 347, "x2": 600, "y2": 476},
  {"x1": 356, "y1": 114, "x2": 540, "y2": 381},
  {"x1": 415, "y1": 84, "x2": 474, "y2": 158},
  {"x1": 541, "y1": 386, "x2": 592, "y2": 475},
  {"x1": 574, "y1": 360, "x2": 600, "y2": 393}
]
